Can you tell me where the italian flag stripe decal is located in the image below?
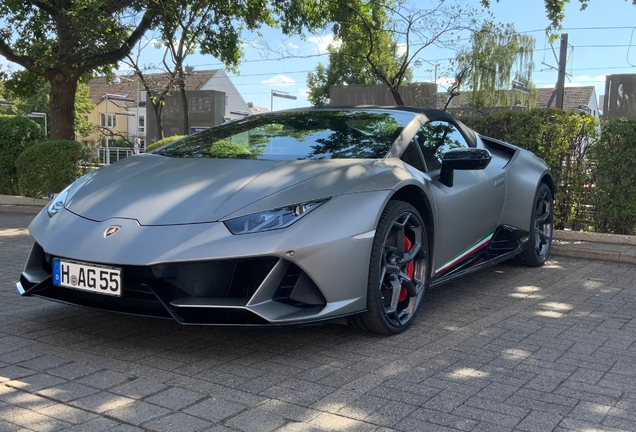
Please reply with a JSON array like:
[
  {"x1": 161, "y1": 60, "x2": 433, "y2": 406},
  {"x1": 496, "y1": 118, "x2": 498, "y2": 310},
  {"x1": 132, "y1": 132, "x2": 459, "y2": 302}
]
[{"x1": 435, "y1": 229, "x2": 495, "y2": 275}]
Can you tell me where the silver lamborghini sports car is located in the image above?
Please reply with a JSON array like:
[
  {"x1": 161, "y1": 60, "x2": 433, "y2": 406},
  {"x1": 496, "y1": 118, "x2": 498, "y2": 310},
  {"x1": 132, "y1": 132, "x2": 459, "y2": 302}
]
[{"x1": 17, "y1": 107, "x2": 554, "y2": 334}]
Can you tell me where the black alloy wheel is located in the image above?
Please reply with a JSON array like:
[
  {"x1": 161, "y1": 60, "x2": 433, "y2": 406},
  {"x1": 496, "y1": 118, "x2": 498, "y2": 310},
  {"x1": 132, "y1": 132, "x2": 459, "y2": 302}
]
[
  {"x1": 517, "y1": 182, "x2": 554, "y2": 267},
  {"x1": 349, "y1": 200, "x2": 429, "y2": 335}
]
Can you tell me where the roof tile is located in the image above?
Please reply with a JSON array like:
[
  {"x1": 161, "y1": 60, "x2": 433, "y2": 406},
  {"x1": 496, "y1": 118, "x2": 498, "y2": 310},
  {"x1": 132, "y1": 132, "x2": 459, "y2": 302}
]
[{"x1": 87, "y1": 70, "x2": 219, "y2": 105}]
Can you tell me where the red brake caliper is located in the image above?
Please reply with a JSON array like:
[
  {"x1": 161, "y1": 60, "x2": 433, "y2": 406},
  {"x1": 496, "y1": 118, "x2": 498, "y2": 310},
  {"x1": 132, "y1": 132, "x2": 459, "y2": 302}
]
[{"x1": 400, "y1": 236, "x2": 415, "y2": 302}]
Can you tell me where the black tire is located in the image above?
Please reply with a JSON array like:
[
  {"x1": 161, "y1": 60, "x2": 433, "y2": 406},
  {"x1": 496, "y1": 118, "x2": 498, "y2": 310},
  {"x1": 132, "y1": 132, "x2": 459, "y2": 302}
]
[
  {"x1": 349, "y1": 201, "x2": 429, "y2": 335},
  {"x1": 516, "y1": 183, "x2": 553, "y2": 267}
]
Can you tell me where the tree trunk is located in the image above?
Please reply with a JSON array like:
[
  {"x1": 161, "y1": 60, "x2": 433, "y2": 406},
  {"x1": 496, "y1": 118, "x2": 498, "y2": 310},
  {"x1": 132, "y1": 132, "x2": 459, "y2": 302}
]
[
  {"x1": 180, "y1": 86, "x2": 189, "y2": 136},
  {"x1": 150, "y1": 99, "x2": 164, "y2": 141},
  {"x1": 389, "y1": 86, "x2": 404, "y2": 105},
  {"x1": 48, "y1": 73, "x2": 79, "y2": 140},
  {"x1": 157, "y1": 106, "x2": 164, "y2": 140}
]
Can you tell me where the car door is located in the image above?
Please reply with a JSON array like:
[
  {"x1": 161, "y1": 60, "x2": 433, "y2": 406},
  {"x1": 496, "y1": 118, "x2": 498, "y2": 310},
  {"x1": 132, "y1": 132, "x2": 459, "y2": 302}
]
[{"x1": 415, "y1": 120, "x2": 507, "y2": 277}]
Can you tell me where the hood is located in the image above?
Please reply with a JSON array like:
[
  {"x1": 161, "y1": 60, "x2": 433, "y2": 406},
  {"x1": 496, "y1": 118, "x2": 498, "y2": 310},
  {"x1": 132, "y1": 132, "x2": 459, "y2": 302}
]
[{"x1": 66, "y1": 154, "x2": 384, "y2": 225}]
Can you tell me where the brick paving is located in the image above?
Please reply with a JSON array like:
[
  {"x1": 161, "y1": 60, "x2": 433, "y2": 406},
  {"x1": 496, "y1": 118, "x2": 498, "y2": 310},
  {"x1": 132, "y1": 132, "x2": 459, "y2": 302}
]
[{"x1": 0, "y1": 211, "x2": 634, "y2": 432}]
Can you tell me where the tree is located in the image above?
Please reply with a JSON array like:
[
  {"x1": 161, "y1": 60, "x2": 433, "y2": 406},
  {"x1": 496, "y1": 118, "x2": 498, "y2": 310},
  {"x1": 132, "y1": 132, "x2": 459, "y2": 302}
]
[
  {"x1": 306, "y1": 0, "x2": 409, "y2": 106},
  {"x1": 454, "y1": 23, "x2": 535, "y2": 109},
  {"x1": 0, "y1": 0, "x2": 324, "y2": 140},
  {"x1": 123, "y1": 37, "x2": 178, "y2": 141},
  {"x1": 2, "y1": 70, "x2": 95, "y2": 137},
  {"x1": 0, "y1": 1, "x2": 156, "y2": 140},
  {"x1": 124, "y1": 0, "x2": 325, "y2": 139},
  {"x1": 311, "y1": 0, "x2": 482, "y2": 106}
]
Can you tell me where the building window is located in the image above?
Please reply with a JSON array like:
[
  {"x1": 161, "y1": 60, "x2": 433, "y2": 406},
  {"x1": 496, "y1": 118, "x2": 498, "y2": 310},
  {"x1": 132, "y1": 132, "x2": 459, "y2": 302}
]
[
  {"x1": 140, "y1": 91, "x2": 147, "y2": 102},
  {"x1": 225, "y1": 96, "x2": 229, "y2": 107},
  {"x1": 100, "y1": 113, "x2": 116, "y2": 128},
  {"x1": 138, "y1": 115, "x2": 145, "y2": 134}
]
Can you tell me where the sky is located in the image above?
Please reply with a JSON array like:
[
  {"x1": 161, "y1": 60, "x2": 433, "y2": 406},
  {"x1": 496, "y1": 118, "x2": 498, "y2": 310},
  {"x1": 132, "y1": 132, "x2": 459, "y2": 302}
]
[{"x1": 124, "y1": 0, "x2": 636, "y2": 111}]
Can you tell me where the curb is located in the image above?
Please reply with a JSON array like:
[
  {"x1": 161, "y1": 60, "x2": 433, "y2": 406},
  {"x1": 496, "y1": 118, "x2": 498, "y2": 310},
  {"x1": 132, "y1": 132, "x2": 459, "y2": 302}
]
[
  {"x1": 0, "y1": 194, "x2": 49, "y2": 207},
  {"x1": 551, "y1": 230, "x2": 636, "y2": 265},
  {"x1": 551, "y1": 242, "x2": 636, "y2": 265},
  {"x1": 553, "y1": 230, "x2": 636, "y2": 246},
  {"x1": 0, "y1": 205, "x2": 43, "y2": 215},
  {"x1": 0, "y1": 194, "x2": 48, "y2": 215}
]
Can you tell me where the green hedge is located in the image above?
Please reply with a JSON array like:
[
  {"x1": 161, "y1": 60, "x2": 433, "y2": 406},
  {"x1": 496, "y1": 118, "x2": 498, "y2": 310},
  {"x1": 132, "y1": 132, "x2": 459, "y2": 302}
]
[
  {"x1": 16, "y1": 140, "x2": 95, "y2": 198},
  {"x1": 589, "y1": 118, "x2": 636, "y2": 234},
  {"x1": 207, "y1": 140, "x2": 255, "y2": 158},
  {"x1": 460, "y1": 109, "x2": 599, "y2": 230},
  {"x1": 0, "y1": 115, "x2": 44, "y2": 195},
  {"x1": 145, "y1": 135, "x2": 186, "y2": 152}
]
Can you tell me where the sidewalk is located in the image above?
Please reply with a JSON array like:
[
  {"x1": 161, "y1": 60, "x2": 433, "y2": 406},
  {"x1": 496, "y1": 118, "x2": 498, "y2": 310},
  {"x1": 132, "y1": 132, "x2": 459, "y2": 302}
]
[{"x1": 1, "y1": 194, "x2": 635, "y2": 265}]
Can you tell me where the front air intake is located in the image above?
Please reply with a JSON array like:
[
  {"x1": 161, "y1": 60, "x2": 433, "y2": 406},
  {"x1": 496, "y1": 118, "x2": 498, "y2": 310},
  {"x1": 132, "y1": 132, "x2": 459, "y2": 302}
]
[{"x1": 273, "y1": 263, "x2": 326, "y2": 308}]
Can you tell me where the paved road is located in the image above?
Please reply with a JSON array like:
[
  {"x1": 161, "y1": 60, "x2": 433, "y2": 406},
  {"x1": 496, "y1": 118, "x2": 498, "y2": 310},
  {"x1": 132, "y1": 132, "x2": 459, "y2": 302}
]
[{"x1": 1, "y1": 212, "x2": 634, "y2": 432}]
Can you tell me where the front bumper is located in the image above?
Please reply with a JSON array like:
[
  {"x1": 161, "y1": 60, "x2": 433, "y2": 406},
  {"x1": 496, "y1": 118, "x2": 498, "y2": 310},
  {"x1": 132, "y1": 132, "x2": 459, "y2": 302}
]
[{"x1": 19, "y1": 192, "x2": 390, "y2": 325}]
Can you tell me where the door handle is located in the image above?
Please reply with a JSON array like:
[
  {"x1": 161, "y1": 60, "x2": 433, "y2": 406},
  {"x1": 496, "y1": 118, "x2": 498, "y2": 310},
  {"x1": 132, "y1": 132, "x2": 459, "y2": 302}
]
[{"x1": 494, "y1": 176, "x2": 505, "y2": 188}]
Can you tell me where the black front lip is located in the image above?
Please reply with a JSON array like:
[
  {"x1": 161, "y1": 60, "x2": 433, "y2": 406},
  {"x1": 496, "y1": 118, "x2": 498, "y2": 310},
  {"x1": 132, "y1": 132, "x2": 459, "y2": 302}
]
[{"x1": 17, "y1": 279, "x2": 360, "y2": 327}]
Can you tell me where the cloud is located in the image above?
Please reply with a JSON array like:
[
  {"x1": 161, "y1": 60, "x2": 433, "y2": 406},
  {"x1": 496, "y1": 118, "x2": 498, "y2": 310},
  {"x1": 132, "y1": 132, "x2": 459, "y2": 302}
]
[
  {"x1": 260, "y1": 75, "x2": 296, "y2": 86},
  {"x1": 571, "y1": 74, "x2": 606, "y2": 83},
  {"x1": 298, "y1": 88, "x2": 310, "y2": 97},
  {"x1": 308, "y1": 35, "x2": 340, "y2": 53},
  {"x1": 397, "y1": 43, "x2": 407, "y2": 55}
]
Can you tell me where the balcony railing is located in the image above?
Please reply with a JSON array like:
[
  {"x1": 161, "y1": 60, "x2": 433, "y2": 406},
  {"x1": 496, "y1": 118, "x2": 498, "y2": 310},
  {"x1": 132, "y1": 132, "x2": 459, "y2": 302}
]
[{"x1": 94, "y1": 147, "x2": 137, "y2": 164}]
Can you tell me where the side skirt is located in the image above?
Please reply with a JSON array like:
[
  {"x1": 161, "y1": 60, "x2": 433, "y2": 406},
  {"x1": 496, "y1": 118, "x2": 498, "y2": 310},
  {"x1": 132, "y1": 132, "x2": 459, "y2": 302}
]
[
  {"x1": 430, "y1": 244, "x2": 526, "y2": 289},
  {"x1": 430, "y1": 224, "x2": 530, "y2": 288}
]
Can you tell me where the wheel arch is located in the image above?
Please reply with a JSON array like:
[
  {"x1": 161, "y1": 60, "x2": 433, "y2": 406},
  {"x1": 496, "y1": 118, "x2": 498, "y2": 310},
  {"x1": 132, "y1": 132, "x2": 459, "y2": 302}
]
[
  {"x1": 389, "y1": 185, "x2": 435, "y2": 272},
  {"x1": 540, "y1": 173, "x2": 555, "y2": 196}
]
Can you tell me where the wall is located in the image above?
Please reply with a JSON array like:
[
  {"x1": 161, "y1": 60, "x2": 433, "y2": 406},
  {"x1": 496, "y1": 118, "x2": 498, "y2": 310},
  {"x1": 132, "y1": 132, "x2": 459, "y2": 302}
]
[
  {"x1": 199, "y1": 70, "x2": 251, "y2": 120},
  {"x1": 145, "y1": 90, "x2": 225, "y2": 144},
  {"x1": 78, "y1": 99, "x2": 131, "y2": 146},
  {"x1": 329, "y1": 83, "x2": 438, "y2": 107}
]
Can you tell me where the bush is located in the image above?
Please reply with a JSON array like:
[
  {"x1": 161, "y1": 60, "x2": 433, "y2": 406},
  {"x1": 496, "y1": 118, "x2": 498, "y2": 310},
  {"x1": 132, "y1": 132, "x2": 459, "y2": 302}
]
[
  {"x1": 589, "y1": 118, "x2": 636, "y2": 234},
  {"x1": 16, "y1": 140, "x2": 95, "y2": 198},
  {"x1": 207, "y1": 140, "x2": 255, "y2": 158},
  {"x1": 460, "y1": 109, "x2": 599, "y2": 230},
  {"x1": 145, "y1": 135, "x2": 186, "y2": 152},
  {"x1": 0, "y1": 115, "x2": 44, "y2": 195}
]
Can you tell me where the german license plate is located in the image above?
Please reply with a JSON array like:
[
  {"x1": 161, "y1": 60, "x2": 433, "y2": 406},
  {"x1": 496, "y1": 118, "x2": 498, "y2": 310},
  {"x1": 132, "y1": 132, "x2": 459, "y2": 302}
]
[{"x1": 53, "y1": 259, "x2": 122, "y2": 296}]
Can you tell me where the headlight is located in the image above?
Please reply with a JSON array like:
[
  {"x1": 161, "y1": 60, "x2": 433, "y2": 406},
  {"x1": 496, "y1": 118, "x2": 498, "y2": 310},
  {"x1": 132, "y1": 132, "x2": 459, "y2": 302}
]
[
  {"x1": 224, "y1": 199, "x2": 328, "y2": 234},
  {"x1": 47, "y1": 188, "x2": 70, "y2": 217},
  {"x1": 47, "y1": 171, "x2": 97, "y2": 218}
]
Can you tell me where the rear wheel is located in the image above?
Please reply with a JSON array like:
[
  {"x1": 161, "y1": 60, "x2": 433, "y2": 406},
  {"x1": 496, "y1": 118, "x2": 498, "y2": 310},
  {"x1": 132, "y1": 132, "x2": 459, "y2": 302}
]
[
  {"x1": 349, "y1": 201, "x2": 429, "y2": 335},
  {"x1": 517, "y1": 183, "x2": 553, "y2": 267}
]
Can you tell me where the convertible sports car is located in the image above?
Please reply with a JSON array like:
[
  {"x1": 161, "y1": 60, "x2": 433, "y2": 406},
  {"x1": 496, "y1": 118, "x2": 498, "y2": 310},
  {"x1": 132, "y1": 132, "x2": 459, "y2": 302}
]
[{"x1": 17, "y1": 107, "x2": 554, "y2": 334}]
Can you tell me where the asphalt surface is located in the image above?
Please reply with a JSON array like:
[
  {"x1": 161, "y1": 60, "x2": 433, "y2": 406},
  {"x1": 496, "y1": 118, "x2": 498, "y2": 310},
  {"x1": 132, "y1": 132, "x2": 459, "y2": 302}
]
[{"x1": 1, "y1": 211, "x2": 635, "y2": 432}]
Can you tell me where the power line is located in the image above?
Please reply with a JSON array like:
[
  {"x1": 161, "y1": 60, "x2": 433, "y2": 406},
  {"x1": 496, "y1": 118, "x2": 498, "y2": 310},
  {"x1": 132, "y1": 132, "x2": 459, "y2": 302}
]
[{"x1": 519, "y1": 26, "x2": 636, "y2": 33}]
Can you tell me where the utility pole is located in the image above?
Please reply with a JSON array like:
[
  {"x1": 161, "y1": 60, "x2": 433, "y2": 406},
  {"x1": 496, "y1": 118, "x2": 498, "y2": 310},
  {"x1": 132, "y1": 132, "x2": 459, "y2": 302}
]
[{"x1": 555, "y1": 33, "x2": 568, "y2": 109}]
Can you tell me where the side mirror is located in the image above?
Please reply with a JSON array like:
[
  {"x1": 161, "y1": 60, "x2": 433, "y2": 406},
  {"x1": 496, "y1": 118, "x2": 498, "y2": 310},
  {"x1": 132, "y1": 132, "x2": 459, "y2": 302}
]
[{"x1": 440, "y1": 148, "x2": 492, "y2": 187}]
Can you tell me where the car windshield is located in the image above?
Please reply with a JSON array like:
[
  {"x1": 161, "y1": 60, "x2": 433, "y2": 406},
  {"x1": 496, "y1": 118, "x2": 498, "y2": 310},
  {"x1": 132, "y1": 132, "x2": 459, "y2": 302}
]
[{"x1": 155, "y1": 110, "x2": 415, "y2": 160}]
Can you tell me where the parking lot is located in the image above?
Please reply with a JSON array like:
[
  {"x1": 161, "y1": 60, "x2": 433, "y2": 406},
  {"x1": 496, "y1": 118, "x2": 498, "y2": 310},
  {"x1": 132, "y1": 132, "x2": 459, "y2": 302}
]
[{"x1": 0, "y1": 211, "x2": 634, "y2": 432}]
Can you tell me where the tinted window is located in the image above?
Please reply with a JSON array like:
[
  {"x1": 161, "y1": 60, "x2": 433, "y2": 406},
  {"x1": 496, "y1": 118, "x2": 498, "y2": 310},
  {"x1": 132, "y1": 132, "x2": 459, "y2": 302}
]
[
  {"x1": 415, "y1": 121, "x2": 469, "y2": 171},
  {"x1": 156, "y1": 110, "x2": 415, "y2": 160},
  {"x1": 400, "y1": 141, "x2": 426, "y2": 172}
]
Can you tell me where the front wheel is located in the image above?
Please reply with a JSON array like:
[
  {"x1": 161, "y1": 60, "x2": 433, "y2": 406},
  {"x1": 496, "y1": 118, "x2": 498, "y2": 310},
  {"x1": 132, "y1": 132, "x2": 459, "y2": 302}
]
[
  {"x1": 349, "y1": 201, "x2": 429, "y2": 335},
  {"x1": 516, "y1": 183, "x2": 553, "y2": 267}
]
